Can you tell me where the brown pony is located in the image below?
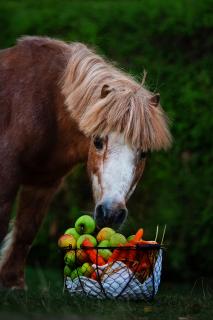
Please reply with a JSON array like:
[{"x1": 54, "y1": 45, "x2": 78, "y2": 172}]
[{"x1": 0, "y1": 36, "x2": 171, "y2": 289}]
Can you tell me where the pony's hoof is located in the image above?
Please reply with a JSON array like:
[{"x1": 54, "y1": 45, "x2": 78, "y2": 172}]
[
  {"x1": 11, "y1": 284, "x2": 28, "y2": 291},
  {"x1": 0, "y1": 274, "x2": 27, "y2": 291},
  {"x1": 0, "y1": 281, "x2": 27, "y2": 291}
]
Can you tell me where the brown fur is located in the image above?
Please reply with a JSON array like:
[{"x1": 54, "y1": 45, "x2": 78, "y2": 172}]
[
  {"x1": 0, "y1": 36, "x2": 171, "y2": 288},
  {"x1": 0, "y1": 37, "x2": 89, "y2": 288}
]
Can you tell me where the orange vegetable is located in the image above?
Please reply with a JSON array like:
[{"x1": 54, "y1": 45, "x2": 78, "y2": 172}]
[
  {"x1": 91, "y1": 271, "x2": 97, "y2": 280},
  {"x1": 137, "y1": 255, "x2": 150, "y2": 272},
  {"x1": 108, "y1": 243, "x2": 136, "y2": 265},
  {"x1": 129, "y1": 228, "x2": 144, "y2": 244},
  {"x1": 108, "y1": 245, "x2": 123, "y2": 263},
  {"x1": 108, "y1": 229, "x2": 157, "y2": 271},
  {"x1": 82, "y1": 239, "x2": 106, "y2": 266},
  {"x1": 117, "y1": 249, "x2": 128, "y2": 262},
  {"x1": 137, "y1": 240, "x2": 157, "y2": 245},
  {"x1": 119, "y1": 244, "x2": 136, "y2": 263},
  {"x1": 127, "y1": 244, "x2": 136, "y2": 261}
]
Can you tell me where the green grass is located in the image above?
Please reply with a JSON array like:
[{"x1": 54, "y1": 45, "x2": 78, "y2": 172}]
[{"x1": 0, "y1": 267, "x2": 212, "y2": 320}]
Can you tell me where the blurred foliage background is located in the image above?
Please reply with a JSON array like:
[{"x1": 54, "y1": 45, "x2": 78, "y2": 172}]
[{"x1": 0, "y1": 0, "x2": 212, "y2": 281}]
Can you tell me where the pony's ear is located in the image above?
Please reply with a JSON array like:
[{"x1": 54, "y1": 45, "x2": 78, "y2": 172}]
[
  {"x1": 101, "y1": 84, "x2": 111, "y2": 98},
  {"x1": 149, "y1": 93, "x2": 160, "y2": 107}
]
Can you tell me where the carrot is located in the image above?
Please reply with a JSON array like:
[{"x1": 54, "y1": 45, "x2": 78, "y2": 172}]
[
  {"x1": 82, "y1": 239, "x2": 106, "y2": 266},
  {"x1": 108, "y1": 243, "x2": 136, "y2": 265},
  {"x1": 119, "y1": 244, "x2": 136, "y2": 262},
  {"x1": 117, "y1": 249, "x2": 128, "y2": 261},
  {"x1": 108, "y1": 249, "x2": 120, "y2": 263},
  {"x1": 138, "y1": 261, "x2": 149, "y2": 271},
  {"x1": 107, "y1": 229, "x2": 157, "y2": 268},
  {"x1": 129, "y1": 228, "x2": 144, "y2": 244},
  {"x1": 137, "y1": 258, "x2": 150, "y2": 272},
  {"x1": 137, "y1": 240, "x2": 157, "y2": 245},
  {"x1": 91, "y1": 271, "x2": 97, "y2": 280},
  {"x1": 127, "y1": 245, "x2": 136, "y2": 262},
  {"x1": 136, "y1": 250, "x2": 151, "y2": 272}
]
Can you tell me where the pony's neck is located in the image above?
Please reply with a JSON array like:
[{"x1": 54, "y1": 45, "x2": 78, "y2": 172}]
[{"x1": 56, "y1": 100, "x2": 90, "y2": 165}]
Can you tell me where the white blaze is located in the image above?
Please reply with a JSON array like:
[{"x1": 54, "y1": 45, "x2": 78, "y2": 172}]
[
  {"x1": 92, "y1": 133, "x2": 135, "y2": 204},
  {"x1": 92, "y1": 174, "x2": 102, "y2": 202}
]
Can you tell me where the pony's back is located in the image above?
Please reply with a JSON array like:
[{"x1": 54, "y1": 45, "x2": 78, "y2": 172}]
[{"x1": 0, "y1": 37, "x2": 71, "y2": 135}]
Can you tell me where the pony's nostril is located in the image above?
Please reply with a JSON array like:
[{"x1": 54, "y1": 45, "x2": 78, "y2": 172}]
[
  {"x1": 95, "y1": 204, "x2": 107, "y2": 228},
  {"x1": 114, "y1": 208, "x2": 128, "y2": 225},
  {"x1": 96, "y1": 204, "x2": 105, "y2": 219},
  {"x1": 95, "y1": 203, "x2": 128, "y2": 229},
  {"x1": 120, "y1": 208, "x2": 127, "y2": 217}
]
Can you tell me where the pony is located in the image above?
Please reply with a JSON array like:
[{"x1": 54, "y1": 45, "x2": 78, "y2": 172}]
[{"x1": 0, "y1": 36, "x2": 172, "y2": 289}]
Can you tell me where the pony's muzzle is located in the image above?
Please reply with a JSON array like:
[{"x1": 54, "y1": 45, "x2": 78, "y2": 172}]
[{"x1": 94, "y1": 202, "x2": 128, "y2": 230}]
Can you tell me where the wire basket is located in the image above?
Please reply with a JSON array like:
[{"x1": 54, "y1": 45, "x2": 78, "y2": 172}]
[{"x1": 63, "y1": 244, "x2": 163, "y2": 300}]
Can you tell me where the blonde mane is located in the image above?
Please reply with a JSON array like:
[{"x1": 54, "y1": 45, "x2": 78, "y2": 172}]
[{"x1": 62, "y1": 43, "x2": 172, "y2": 151}]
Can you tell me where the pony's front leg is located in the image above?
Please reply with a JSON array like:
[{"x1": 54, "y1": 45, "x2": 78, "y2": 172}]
[
  {"x1": 0, "y1": 182, "x2": 61, "y2": 289},
  {"x1": 0, "y1": 197, "x2": 16, "y2": 244},
  {"x1": 0, "y1": 165, "x2": 19, "y2": 244}
]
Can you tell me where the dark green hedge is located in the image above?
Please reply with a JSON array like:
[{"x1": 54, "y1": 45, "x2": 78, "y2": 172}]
[{"x1": 1, "y1": 0, "x2": 212, "y2": 280}]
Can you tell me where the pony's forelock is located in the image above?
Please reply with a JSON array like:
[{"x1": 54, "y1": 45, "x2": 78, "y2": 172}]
[{"x1": 61, "y1": 43, "x2": 172, "y2": 151}]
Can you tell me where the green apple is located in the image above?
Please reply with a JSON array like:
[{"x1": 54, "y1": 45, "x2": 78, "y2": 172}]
[
  {"x1": 77, "y1": 234, "x2": 97, "y2": 248},
  {"x1": 70, "y1": 267, "x2": 83, "y2": 280},
  {"x1": 98, "y1": 248, "x2": 112, "y2": 260},
  {"x1": 58, "y1": 234, "x2": 76, "y2": 249},
  {"x1": 98, "y1": 240, "x2": 110, "y2": 247},
  {"x1": 98, "y1": 239, "x2": 111, "y2": 260},
  {"x1": 81, "y1": 263, "x2": 93, "y2": 277},
  {"x1": 64, "y1": 250, "x2": 76, "y2": 267},
  {"x1": 96, "y1": 227, "x2": 115, "y2": 242},
  {"x1": 64, "y1": 228, "x2": 80, "y2": 240},
  {"x1": 127, "y1": 235, "x2": 135, "y2": 242},
  {"x1": 64, "y1": 265, "x2": 71, "y2": 277},
  {"x1": 75, "y1": 215, "x2": 96, "y2": 234},
  {"x1": 109, "y1": 233, "x2": 127, "y2": 246}
]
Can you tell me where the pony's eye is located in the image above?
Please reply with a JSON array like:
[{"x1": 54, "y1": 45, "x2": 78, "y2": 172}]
[
  {"x1": 139, "y1": 151, "x2": 147, "y2": 160},
  {"x1": 93, "y1": 136, "x2": 104, "y2": 150}
]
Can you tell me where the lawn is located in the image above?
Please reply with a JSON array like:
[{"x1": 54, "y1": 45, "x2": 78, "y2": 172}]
[{"x1": 0, "y1": 267, "x2": 212, "y2": 320}]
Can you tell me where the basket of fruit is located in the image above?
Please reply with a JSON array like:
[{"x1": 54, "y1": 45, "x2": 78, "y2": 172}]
[{"x1": 58, "y1": 215, "x2": 163, "y2": 300}]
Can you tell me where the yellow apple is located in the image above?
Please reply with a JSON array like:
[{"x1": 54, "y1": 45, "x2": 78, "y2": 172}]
[
  {"x1": 96, "y1": 227, "x2": 115, "y2": 242},
  {"x1": 58, "y1": 234, "x2": 76, "y2": 249}
]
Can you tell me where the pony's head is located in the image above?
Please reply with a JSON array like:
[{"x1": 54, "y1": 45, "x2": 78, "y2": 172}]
[{"x1": 62, "y1": 43, "x2": 172, "y2": 230}]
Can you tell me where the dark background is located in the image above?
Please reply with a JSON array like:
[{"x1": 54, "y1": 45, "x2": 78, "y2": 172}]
[{"x1": 0, "y1": 0, "x2": 212, "y2": 281}]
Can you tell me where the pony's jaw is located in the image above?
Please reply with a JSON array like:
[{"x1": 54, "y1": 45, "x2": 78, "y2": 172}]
[{"x1": 88, "y1": 133, "x2": 142, "y2": 229}]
